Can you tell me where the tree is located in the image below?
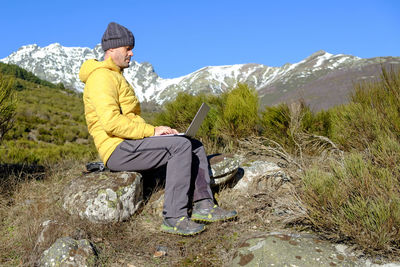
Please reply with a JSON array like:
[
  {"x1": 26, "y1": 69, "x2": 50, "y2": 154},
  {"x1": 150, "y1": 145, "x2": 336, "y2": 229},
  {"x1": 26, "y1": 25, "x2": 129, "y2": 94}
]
[{"x1": 0, "y1": 74, "x2": 16, "y2": 143}]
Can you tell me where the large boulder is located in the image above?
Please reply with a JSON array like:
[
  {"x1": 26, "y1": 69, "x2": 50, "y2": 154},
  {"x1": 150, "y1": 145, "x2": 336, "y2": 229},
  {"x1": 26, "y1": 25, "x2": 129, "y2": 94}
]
[
  {"x1": 230, "y1": 233, "x2": 356, "y2": 267},
  {"x1": 39, "y1": 237, "x2": 96, "y2": 267},
  {"x1": 62, "y1": 171, "x2": 143, "y2": 223}
]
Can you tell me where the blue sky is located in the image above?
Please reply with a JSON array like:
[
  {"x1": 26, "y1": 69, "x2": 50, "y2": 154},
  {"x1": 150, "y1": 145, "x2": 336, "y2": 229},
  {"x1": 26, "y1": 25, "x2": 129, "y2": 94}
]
[{"x1": 1, "y1": 0, "x2": 399, "y2": 78}]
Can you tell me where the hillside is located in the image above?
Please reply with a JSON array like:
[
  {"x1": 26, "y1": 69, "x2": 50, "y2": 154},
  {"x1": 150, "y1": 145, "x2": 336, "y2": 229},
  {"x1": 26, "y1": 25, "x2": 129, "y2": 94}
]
[
  {"x1": 2, "y1": 43, "x2": 400, "y2": 110},
  {"x1": 0, "y1": 62, "x2": 96, "y2": 165}
]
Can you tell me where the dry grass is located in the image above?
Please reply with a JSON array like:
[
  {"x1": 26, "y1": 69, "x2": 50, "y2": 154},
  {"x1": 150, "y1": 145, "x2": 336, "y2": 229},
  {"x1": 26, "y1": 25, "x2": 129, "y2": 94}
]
[
  {"x1": 0, "y1": 155, "x2": 302, "y2": 266},
  {"x1": 0, "y1": 160, "x2": 86, "y2": 265}
]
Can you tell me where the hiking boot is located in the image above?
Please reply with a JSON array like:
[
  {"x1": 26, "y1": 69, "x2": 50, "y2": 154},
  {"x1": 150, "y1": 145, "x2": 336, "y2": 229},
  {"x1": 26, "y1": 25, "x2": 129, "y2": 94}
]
[
  {"x1": 191, "y1": 199, "x2": 238, "y2": 223},
  {"x1": 161, "y1": 216, "x2": 206, "y2": 236}
]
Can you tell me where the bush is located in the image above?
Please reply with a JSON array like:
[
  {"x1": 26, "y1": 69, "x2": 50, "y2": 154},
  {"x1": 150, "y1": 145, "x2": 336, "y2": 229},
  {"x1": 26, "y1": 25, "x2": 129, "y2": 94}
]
[
  {"x1": 0, "y1": 139, "x2": 97, "y2": 165},
  {"x1": 260, "y1": 100, "x2": 333, "y2": 155},
  {"x1": 0, "y1": 68, "x2": 94, "y2": 164},
  {"x1": 330, "y1": 68, "x2": 400, "y2": 150},
  {"x1": 155, "y1": 84, "x2": 332, "y2": 154},
  {"x1": 261, "y1": 103, "x2": 291, "y2": 147},
  {"x1": 154, "y1": 84, "x2": 260, "y2": 152},
  {"x1": 302, "y1": 150, "x2": 400, "y2": 253},
  {"x1": 153, "y1": 92, "x2": 208, "y2": 132},
  {"x1": 216, "y1": 83, "x2": 259, "y2": 138},
  {"x1": 153, "y1": 92, "x2": 224, "y2": 152},
  {"x1": 301, "y1": 67, "x2": 400, "y2": 255},
  {"x1": 0, "y1": 74, "x2": 15, "y2": 143},
  {"x1": 0, "y1": 62, "x2": 57, "y2": 89}
]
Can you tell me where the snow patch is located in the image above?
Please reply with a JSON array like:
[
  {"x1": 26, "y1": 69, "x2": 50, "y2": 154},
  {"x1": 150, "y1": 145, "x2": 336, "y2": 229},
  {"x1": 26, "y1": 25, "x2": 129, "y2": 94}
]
[{"x1": 314, "y1": 52, "x2": 333, "y2": 68}]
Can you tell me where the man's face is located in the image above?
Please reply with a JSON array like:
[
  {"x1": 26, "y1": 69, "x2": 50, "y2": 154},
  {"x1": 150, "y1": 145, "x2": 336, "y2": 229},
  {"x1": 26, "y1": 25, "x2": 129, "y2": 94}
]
[{"x1": 109, "y1": 46, "x2": 133, "y2": 69}]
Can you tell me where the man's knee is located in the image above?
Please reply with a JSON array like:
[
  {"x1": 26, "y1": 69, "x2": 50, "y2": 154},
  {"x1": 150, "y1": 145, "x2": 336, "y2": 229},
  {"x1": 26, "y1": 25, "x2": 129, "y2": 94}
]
[
  {"x1": 170, "y1": 137, "x2": 192, "y2": 155},
  {"x1": 189, "y1": 138, "x2": 204, "y2": 150}
]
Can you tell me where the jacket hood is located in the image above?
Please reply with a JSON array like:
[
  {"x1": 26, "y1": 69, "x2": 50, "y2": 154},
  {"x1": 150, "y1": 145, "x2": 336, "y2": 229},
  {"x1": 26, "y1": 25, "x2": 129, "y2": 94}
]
[{"x1": 79, "y1": 57, "x2": 121, "y2": 83}]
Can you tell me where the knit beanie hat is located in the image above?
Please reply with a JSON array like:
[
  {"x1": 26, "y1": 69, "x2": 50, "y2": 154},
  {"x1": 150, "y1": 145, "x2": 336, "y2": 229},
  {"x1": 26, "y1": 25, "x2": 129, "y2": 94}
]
[{"x1": 101, "y1": 22, "x2": 135, "y2": 51}]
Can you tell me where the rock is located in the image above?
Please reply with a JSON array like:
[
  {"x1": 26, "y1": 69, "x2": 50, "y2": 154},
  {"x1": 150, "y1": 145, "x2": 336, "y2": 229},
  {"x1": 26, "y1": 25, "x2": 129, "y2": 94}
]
[
  {"x1": 231, "y1": 232, "x2": 356, "y2": 266},
  {"x1": 233, "y1": 161, "x2": 282, "y2": 191},
  {"x1": 209, "y1": 154, "x2": 240, "y2": 178},
  {"x1": 62, "y1": 171, "x2": 143, "y2": 223},
  {"x1": 364, "y1": 260, "x2": 400, "y2": 267},
  {"x1": 211, "y1": 169, "x2": 239, "y2": 187},
  {"x1": 27, "y1": 130, "x2": 38, "y2": 141},
  {"x1": 231, "y1": 232, "x2": 400, "y2": 266},
  {"x1": 39, "y1": 237, "x2": 97, "y2": 267},
  {"x1": 209, "y1": 154, "x2": 241, "y2": 187},
  {"x1": 153, "y1": 246, "x2": 168, "y2": 258}
]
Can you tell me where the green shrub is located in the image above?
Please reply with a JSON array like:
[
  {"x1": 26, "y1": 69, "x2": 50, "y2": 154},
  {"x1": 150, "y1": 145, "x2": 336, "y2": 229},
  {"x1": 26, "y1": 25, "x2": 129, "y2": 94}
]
[
  {"x1": 330, "y1": 68, "x2": 400, "y2": 150},
  {"x1": 302, "y1": 151, "x2": 400, "y2": 253},
  {"x1": 329, "y1": 103, "x2": 383, "y2": 150},
  {"x1": 0, "y1": 65, "x2": 95, "y2": 164},
  {"x1": 261, "y1": 103, "x2": 291, "y2": 147},
  {"x1": 153, "y1": 92, "x2": 225, "y2": 152},
  {"x1": 301, "y1": 67, "x2": 400, "y2": 255},
  {"x1": 217, "y1": 83, "x2": 259, "y2": 138},
  {"x1": 0, "y1": 139, "x2": 97, "y2": 165},
  {"x1": 0, "y1": 74, "x2": 16, "y2": 143},
  {"x1": 155, "y1": 84, "x2": 331, "y2": 154},
  {"x1": 301, "y1": 108, "x2": 332, "y2": 137},
  {"x1": 154, "y1": 84, "x2": 260, "y2": 152},
  {"x1": 260, "y1": 100, "x2": 333, "y2": 154},
  {"x1": 0, "y1": 62, "x2": 57, "y2": 89},
  {"x1": 153, "y1": 92, "x2": 208, "y2": 132}
]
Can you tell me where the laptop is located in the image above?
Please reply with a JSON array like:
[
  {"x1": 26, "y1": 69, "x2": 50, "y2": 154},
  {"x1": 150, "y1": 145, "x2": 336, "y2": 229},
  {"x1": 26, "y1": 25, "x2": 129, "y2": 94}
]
[{"x1": 153, "y1": 103, "x2": 210, "y2": 137}]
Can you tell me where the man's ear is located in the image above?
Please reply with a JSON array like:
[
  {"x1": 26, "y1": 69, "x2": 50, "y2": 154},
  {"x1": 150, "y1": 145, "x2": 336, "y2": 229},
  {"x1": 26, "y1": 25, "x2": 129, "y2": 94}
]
[{"x1": 104, "y1": 48, "x2": 114, "y2": 59}]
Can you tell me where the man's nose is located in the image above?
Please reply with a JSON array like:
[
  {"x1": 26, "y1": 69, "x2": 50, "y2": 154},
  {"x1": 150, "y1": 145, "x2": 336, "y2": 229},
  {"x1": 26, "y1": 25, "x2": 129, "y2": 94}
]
[{"x1": 128, "y1": 50, "x2": 133, "y2": 56}]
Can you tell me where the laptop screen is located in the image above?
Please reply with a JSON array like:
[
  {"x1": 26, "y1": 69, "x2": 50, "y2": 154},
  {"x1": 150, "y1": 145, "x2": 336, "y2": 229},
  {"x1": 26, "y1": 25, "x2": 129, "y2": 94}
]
[{"x1": 185, "y1": 103, "x2": 210, "y2": 137}]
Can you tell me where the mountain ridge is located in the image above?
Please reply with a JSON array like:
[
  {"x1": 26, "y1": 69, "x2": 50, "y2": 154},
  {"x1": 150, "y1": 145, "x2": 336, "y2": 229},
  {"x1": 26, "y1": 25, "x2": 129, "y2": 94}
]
[{"x1": 2, "y1": 43, "x2": 399, "y2": 110}]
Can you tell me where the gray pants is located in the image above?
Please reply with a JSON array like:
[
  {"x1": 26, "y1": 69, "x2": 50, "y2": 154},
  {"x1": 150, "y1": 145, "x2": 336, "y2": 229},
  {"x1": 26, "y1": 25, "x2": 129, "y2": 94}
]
[{"x1": 106, "y1": 136, "x2": 213, "y2": 218}]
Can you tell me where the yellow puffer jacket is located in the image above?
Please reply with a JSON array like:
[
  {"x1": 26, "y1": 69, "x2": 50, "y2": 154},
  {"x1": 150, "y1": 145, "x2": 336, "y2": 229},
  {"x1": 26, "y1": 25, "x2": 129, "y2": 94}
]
[{"x1": 79, "y1": 57, "x2": 155, "y2": 164}]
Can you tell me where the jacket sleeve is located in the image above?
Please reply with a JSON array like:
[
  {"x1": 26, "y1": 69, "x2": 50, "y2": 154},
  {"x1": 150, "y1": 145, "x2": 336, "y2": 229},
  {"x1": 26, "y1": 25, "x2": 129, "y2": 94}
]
[{"x1": 86, "y1": 69, "x2": 155, "y2": 139}]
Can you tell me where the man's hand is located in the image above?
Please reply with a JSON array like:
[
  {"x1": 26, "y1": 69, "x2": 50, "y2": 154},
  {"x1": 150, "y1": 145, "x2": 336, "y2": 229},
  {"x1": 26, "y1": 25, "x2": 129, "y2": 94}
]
[{"x1": 154, "y1": 126, "x2": 179, "y2": 136}]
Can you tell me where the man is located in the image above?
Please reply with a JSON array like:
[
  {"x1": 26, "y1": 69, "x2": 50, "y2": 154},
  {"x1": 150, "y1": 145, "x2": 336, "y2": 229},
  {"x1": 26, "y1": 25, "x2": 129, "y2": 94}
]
[{"x1": 79, "y1": 22, "x2": 237, "y2": 235}]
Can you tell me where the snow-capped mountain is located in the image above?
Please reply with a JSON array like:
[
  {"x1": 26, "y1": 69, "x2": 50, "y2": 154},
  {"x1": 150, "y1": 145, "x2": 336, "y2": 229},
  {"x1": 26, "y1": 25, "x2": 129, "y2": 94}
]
[{"x1": 2, "y1": 43, "x2": 399, "y2": 110}]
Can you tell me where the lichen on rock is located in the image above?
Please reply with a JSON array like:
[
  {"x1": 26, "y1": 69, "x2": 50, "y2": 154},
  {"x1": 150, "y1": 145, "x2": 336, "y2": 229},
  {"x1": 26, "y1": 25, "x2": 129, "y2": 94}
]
[
  {"x1": 62, "y1": 171, "x2": 143, "y2": 223},
  {"x1": 233, "y1": 161, "x2": 283, "y2": 191},
  {"x1": 230, "y1": 233, "x2": 356, "y2": 267},
  {"x1": 39, "y1": 237, "x2": 96, "y2": 267},
  {"x1": 208, "y1": 154, "x2": 241, "y2": 187}
]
